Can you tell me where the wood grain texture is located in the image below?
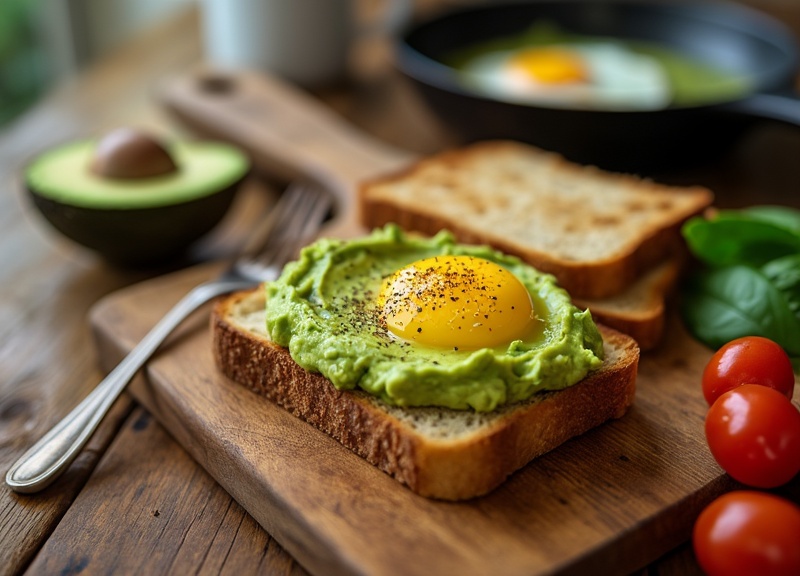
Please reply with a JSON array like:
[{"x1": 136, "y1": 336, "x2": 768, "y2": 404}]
[
  {"x1": 88, "y1": 262, "x2": 799, "y2": 576},
  {"x1": 25, "y1": 406, "x2": 307, "y2": 576},
  {"x1": 158, "y1": 70, "x2": 417, "y2": 241}
]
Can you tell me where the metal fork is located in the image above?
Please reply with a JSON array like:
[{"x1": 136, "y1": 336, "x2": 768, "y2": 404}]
[{"x1": 6, "y1": 181, "x2": 332, "y2": 494}]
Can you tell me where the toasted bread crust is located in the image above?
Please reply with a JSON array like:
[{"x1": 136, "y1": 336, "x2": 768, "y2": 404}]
[
  {"x1": 211, "y1": 289, "x2": 639, "y2": 500},
  {"x1": 359, "y1": 141, "x2": 711, "y2": 299},
  {"x1": 573, "y1": 259, "x2": 682, "y2": 350}
]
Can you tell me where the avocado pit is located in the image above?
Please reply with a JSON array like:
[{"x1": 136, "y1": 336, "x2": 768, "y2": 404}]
[{"x1": 90, "y1": 128, "x2": 178, "y2": 179}]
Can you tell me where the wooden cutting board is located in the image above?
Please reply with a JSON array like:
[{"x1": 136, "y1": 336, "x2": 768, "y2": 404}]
[
  {"x1": 92, "y1": 267, "x2": 733, "y2": 576},
  {"x1": 91, "y1": 70, "x2": 738, "y2": 576}
]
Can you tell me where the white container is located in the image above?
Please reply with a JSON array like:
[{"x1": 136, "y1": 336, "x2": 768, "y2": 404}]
[{"x1": 201, "y1": 0, "x2": 410, "y2": 88}]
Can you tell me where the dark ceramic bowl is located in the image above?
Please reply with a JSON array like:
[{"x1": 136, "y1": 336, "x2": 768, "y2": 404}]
[
  {"x1": 395, "y1": 0, "x2": 800, "y2": 173},
  {"x1": 25, "y1": 138, "x2": 250, "y2": 267}
]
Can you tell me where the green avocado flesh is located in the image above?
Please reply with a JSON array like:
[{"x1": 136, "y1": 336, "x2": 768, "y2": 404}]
[
  {"x1": 25, "y1": 140, "x2": 249, "y2": 209},
  {"x1": 265, "y1": 225, "x2": 605, "y2": 412}
]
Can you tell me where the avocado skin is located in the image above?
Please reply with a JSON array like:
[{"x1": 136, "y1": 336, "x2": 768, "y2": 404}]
[{"x1": 28, "y1": 181, "x2": 239, "y2": 267}]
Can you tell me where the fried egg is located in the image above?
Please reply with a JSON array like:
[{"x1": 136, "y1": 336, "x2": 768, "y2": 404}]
[
  {"x1": 265, "y1": 225, "x2": 606, "y2": 411},
  {"x1": 461, "y1": 43, "x2": 671, "y2": 110},
  {"x1": 378, "y1": 255, "x2": 543, "y2": 350}
]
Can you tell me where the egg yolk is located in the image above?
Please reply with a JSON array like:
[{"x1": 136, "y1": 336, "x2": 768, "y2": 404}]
[
  {"x1": 378, "y1": 255, "x2": 540, "y2": 350},
  {"x1": 506, "y1": 47, "x2": 588, "y2": 84}
]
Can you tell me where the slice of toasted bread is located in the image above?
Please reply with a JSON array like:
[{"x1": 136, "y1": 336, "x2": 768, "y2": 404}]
[
  {"x1": 574, "y1": 259, "x2": 682, "y2": 351},
  {"x1": 211, "y1": 288, "x2": 640, "y2": 501},
  {"x1": 358, "y1": 140, "x2": 712, "y2": 299}
]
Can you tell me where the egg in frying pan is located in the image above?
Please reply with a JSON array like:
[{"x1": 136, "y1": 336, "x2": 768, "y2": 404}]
[{"x1": 460, "y1": 42, "x2": 671, "y2": 110}]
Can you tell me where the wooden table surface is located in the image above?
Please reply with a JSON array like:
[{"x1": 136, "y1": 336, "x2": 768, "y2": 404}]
[{"x1": 2, "y1": 2, "x2": 799, "y2": 575}]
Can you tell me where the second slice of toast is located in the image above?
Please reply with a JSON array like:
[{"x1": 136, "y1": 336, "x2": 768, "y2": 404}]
[
  {"x1": 573, "y1": 258, "x2": 682, "y2": 350},
  {"x1": 359, "y1": 140, "x2": 712, "y2": 299}
]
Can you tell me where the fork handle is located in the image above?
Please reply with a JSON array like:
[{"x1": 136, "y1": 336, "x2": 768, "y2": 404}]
[{"x1": 5, "y1": 280, "x2": 251, "y2": 494}]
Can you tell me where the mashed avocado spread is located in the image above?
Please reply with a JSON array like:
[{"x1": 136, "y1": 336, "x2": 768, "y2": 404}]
[{"x1": 265, "y1": 225, "x2": 604, "y2": 412}]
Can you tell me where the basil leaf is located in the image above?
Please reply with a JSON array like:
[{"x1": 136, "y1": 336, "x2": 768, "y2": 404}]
[
  {"x1": 682, "y1": 214, "x2": 800, "y2": 267},
  {"x1": 681, "y1": 265, "x2": 800, "y2": 356},
  {"x1": 742, "y1": 205, "x2": 800, "y2": 234},
  {"x1": 762, "y1": 254, "x2": 800, "y2": 319}
]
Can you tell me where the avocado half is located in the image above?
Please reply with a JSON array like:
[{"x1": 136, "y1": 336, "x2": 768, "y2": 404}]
[{"x1": 25, "y1": 134, "x2": 250, "y2": 266}]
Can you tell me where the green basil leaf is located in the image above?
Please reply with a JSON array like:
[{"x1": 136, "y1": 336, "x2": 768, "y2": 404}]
[
  {"x1": 762, "y1": 254, "x2": 800, "y2": 319},
  {"x1": 681, "y1": 265, "x2": 800, "y2": 355},
  {"x1": 742, "y1": 205, "x2": 800, "y2": 234},
  {"x1": 682, "y1": 214, "x2": 800, "y2": 267}
]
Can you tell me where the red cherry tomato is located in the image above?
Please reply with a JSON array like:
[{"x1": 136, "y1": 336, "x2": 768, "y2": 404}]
[
  {"x1": 702, "y1": 336, "x2": 795, "y2": 405},
  {"x1": 705, "y1": 384, "x2": 800, "y2": 488},
  {"x1": 693, "y1": 490, "x2": 800, "y2": 576}
]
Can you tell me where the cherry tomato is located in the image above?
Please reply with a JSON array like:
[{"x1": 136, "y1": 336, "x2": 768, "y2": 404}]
[
  {"x1": 693, "y1": 490, "x2": 800, "y2": 576},
  {"x1": 705, "y1": 384, "x2": 800, "y2": 488},
  {"x1": 702, "y1": 336, "x2": 795, "y2": 405}
]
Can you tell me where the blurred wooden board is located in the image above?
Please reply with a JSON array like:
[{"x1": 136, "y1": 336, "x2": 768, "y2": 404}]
[{"x1": 90, "y1": 260, "x2": 741, "y2": 576}]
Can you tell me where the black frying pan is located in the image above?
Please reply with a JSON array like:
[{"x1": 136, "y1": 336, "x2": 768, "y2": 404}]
[{"x1": 395, "y1": 0, "x2": 800, "y2": 173}]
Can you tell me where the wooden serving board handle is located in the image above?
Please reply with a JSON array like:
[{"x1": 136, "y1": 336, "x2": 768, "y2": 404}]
[{"x1": 158, "y1": 69, "x2": 417, "y2": 235}]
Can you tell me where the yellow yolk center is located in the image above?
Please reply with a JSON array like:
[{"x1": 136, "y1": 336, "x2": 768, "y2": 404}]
[
  {"x1": 507, "y1": 47, "x2": 588, "y2": 84},
  {"x1": 378, "y1": 255, "x2": 539, "y2": 350}
]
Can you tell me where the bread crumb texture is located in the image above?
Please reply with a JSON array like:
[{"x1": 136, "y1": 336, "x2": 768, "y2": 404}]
[{"x1": 361, "y1": 141, "x2": 712, "y2": 264}]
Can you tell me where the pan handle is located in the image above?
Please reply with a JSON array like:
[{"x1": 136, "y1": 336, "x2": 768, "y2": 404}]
[{"x1": 717, "y1": 90, "x2": 800, "y2": 126}]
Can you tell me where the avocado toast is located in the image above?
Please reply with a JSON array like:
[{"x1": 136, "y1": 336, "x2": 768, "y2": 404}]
[
  {"x1": 207, "y1": 140, "x2": 718, "y2": 499},
  {"x1": 212, "y1": 225, "x2": 640, "y2": 501},
  {"x1": 212, "y1": 285, "x2": 638, "y2": 501}
]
